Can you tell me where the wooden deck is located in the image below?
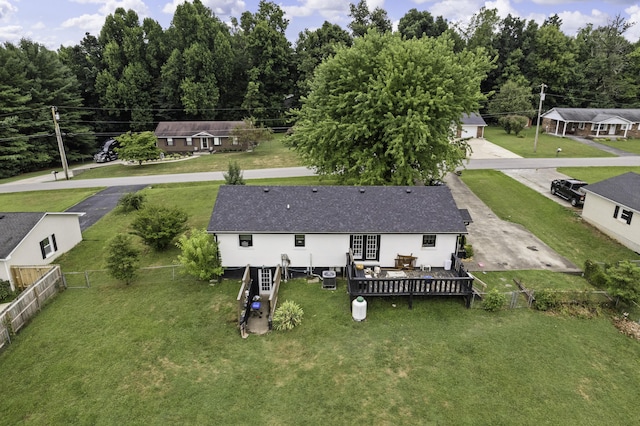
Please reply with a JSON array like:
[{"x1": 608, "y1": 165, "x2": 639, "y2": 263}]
[{"x1": 346, "y1": 254, "x2": 474, "y2": 308}]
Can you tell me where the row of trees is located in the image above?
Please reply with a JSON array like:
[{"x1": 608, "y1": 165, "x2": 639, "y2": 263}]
[{"x1": 1, "y1": 0, "x2": 640, "y2": 178}]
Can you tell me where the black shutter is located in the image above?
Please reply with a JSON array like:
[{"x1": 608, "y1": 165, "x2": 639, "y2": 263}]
[
  {"x1": 626, "y1": 211, "x2": 633, "y2": 225},
  {"x1": 613, "y1": 206, "x2": 620, "y2": 218},
  {"x1": 40, "y1": 240, "x2": 47, "y2": 259},
  {"x1": 51, "y1": 234, "x2": 57, "y2": 251},
  {"x1": 375, "y1": 235, "x2": 381, "y2": 261}
]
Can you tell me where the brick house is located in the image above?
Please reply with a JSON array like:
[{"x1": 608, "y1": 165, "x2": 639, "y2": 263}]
[{"x1": 540, "y1": 108, "x2": 640, "y2": 139}]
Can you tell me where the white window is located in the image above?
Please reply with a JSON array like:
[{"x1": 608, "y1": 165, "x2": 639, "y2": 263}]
[
  {"x1": 294, "y1": 234, "x2": 305, "y2": 247},
  {"x1": 167, "y1": 138, "x2": 174, "y2": 146},
  {"x1": 214, "y1": 137, "x2": 222, "y2": 146},
  {"x1": 578, "y1": 122, "x2": 585, "y2": 130},
  {"x1": 186, "y1": 137, "x2": 192, "y2": 146},
  {"x1": 233, "y1": 137, "x2": 239, "y2": 145},
  {"x1": 39, "y1": 234, "x2": 58, "y2": 259},
  {"x1": 350, "y1": 235, "x2": 379, "y2": 261},
  {"x1": 613, "y1": 206, "x2": 634, "y2": 225}
]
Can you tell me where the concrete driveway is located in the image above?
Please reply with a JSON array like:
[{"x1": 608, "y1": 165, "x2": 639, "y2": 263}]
[{"x1": 450, "y1": 139, "x2": 581, "y2": 272}]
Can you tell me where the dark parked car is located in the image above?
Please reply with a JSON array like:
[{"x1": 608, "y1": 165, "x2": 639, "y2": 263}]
[
  {"x1": 550, "y1": 178, "x2": 588, "y2": 207},
  {"x1": 94, "y1": 139, "x2": 119, "y2": 163}
]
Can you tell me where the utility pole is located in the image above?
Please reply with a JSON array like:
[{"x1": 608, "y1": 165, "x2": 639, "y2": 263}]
[
  {"x1": 533, "y1": 83, "x2": 547, "y2": 153},
  {"x1": 51, "y1": 106, "x2": 70, "y2": 180}
]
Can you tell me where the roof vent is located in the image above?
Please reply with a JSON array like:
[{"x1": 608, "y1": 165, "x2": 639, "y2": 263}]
[
  {"x1": 359, "y1": 188, "x2": 365, "y2": 193},
  {"x1": 286, "y1": 204, "x2": 290, "y2": 209},
  {"x1": 406, "y1": 189, "x2": 412, "y2": 193},
  {"x1": 312, "y1": 188, "x2": 317, "y2": 193},
  {"x1": 263, "y1": 188, "x2": 269, "y2": 192}
]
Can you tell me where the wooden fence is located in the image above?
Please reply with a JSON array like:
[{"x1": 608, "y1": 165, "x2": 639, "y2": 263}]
[
  {"x1": 10, "y1": 265, "x2": 57, "y2": 291},
  {"x1": 0, "y1": 265, "x2": 63, "y2": 350}
]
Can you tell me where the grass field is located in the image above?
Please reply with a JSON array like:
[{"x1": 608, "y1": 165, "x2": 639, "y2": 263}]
[
  {"x1": 483, "y1": 126, "x2": 616, "y2": 158},
  {"x1": 591, "y1": 137, "x2": 640, "y2": 154}
]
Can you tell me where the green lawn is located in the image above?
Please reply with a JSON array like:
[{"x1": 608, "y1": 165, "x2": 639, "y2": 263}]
[
  {"x1": 556, "y1": 166, "x2": 640, "y2": 183},
  {"x1": 0, "y1": 188, "x2": 103, "y2": 211},
  {"x1": 1, "y1": 272, "x2": 639, "y2": 425},
  {"x1": 74, "y1": 134, "x2": 303, "y2": 180},
  {"x1": 591, "y1": 137, "x2": 640, "y2": 154},
  {"x1": 483, "y1": 126, "x2": 616, "y2": 158}
]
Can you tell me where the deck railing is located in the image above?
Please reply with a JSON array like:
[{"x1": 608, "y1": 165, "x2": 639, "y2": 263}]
[{"x1": 346, "y1": 253, "x2": 474, "y2": 308}]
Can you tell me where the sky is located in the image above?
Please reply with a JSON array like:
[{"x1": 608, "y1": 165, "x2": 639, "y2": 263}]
[{"x1": 1, "y1": 0, "x2": 640, "y2": 50}]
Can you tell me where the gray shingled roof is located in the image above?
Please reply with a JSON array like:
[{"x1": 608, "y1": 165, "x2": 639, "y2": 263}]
[
  {"x1": 0, "y1": 212, "x2": 46, "y2": 259},
  {"x1": 583, "y1": 172, "x2": 640, "y2": 212},
  {"x1": 208, "y1": 185, "x2": 468, "y2": 234},
  {"x1": 154, "y1": 121, "x2": 245, "y2": 137},
  {"x1": 461, "y1": 112, "x2": 487, "y2": 126},
  {"x1": 544, "y1": 108, "x2": 640, "y2": 123}
]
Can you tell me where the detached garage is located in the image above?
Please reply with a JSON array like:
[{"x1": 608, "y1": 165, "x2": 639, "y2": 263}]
[{"x1": 457, "y1": 113, "x2": 487, "y2": 139}]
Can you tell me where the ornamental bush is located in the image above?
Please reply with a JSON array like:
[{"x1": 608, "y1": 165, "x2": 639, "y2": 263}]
[
  {"x1": 130, "y1": 205, "x2": 188, "y2": 250},
  {"x1": 118, "y1": 192, "x2": 146, "y2": 212},
  {"x1": 483, "y1": 289, "x2": 507, "y2": 312},
  {"x1": 273, "y1": 300, "x2": 304, "y2": 331}
]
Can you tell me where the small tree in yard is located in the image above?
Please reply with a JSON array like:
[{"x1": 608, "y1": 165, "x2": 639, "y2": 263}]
[
  {"x1": 115, "y1": 131, "x2": 163, "y2": 165},
  {"x1": 498, "y1": 115, "x2": 529, "y2": 136},
  {"x1": 118, "y1": 192, "x2": 146, "y2": 212},
  {"x1": 176, "y1": 229, "x2": 224, "y2": 281},
  {"x1": 231, "y1": 118, "x2": 273, "y2": 151},
  {"x1": 105, "y1": 234, "x2": 140, "y2": 285},
  {"x1": 130, "y1": 206, "x2": 189, "y2": 250},
  {"x1": 223, "y1": 161, "x2": 245, "y2": 185}
]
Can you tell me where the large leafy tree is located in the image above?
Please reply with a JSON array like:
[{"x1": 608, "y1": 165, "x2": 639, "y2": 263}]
[
  {"x1": 487, "y1": 80, "x2": 535, "y2": 121},
  {"x1": 294, "y1": 21, "x2": 352, "y2": 99},
  {"x1": 288, "y1": 31, "x2": 491, "y2": 185},
  {"x1": 398, "y1": 9, "x2": 448, "y2": 40},
  {"x1": 348, "y1": 0, "x2": 392, "y2": 37},
  {"x1": 115, "y1": 131, "x2": 162, "y2": 165},
  {"x1": 239, "y1": 1, "x2": 294, "y2": 122},
  {"x1": 161, "y1": 0, "x2": 233, "y2": 120}
]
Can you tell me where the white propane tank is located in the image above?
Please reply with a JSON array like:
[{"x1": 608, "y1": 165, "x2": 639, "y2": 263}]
[
  {"x1": 352, "y1": 296, "x2": 367, "y2": 321},
  {"x1": 444, "y1": 259, "x2": 452, "y2": 270}
]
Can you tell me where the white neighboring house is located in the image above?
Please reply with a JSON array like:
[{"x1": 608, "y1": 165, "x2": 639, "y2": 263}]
[
  {"x1": 207, "y1": 185, "x2": 470, "y2": 273},
  {"x1": 0, "y1": 212, "x2": 84, "y2": 291},
  {"x1": 582, "y1": 172, "x2": 640, "y2": 254}
]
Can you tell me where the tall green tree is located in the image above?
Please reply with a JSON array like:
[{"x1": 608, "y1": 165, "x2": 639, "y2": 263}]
[
  {"x1": 294, "y1": 21, "x2": 352, "y2": 99},
  {"x1": 398, "y1": 9, "x2": 448, "y2": 39},
  {"x1": 348, "y1": 0, "x2": 392, "y2": 37},
  {"x1": 487, "y1": 80, "x2": 535, "y2": 121},
  {"x1": 176, "y1": 229, "x2": 224, "y2": 281},
  {"x1": 239, "y1": 1, "x2": 294, "y2": 122},
  {"x1": 161, "y1": 0, "x2": 233, "y2": 120},
  {"x1": 288, "y1": 32, "x2": 491, "y2": 185},
  {"x1": 105, "y1": 234, "x2": 140, "y2": 285}
]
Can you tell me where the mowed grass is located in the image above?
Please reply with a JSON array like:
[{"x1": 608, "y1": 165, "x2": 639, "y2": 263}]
[
  {"x1": 1, "y1": 274, "x2": 639, "y2": 425},
  {"x1": 460, "y1": 169, "x2": 637, "y2": 267},
  {"x1": 0, "y1": 188, "x2": 103, "y2": 211},
  {"x1": 557, "y1": 166, "x2": 640, "y2": 183},
  {"x1": 74, "y1": 134, "x2": 302, "y2": 180},
  {"x1": 484, "y1": 126, "x2": 616, "y2": 158},
  {"x1": 591, "y1": 137, "x2": 640, "y2": 154}
]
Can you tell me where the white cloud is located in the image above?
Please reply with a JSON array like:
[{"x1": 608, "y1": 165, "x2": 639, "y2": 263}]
[
  {"x1": 557, "y1": 9, "x2": 609, "y2": 36},
  {"x1": 282, "y1": 0, "x2": 349, "y2": 19},
  {"x1": 0, "y1": 0, "x2": 18, "y2": 21},
  {"x1": 162, "y1": 0, "x2": 246, "y2": 18},
  {"x1": 625, "y1": 4, "x2": 640, "y2": 42},
  {"x1": 62, "y1": 0, "x2": 150, "y2": 34},
  {"x1": 485, "y1": 0, "x2": 519, "y2": 18},
  {"x1": 0, "y1": 24, "x2": 22, "y2": 42}
]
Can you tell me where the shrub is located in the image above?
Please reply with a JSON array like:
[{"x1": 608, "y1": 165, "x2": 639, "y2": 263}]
[
  {"x1": 583, "y1": 260, "x2": 608, "y2": 288},
  {"x1": 483, "y1": 289, "x2": 506, "y2": 312},
  {"x1": 118, "y1": 192, "x2": 146, "y2": 212},
  {"x1": 0, "y1": 279, "x2": 14, "y2": 302},
  {"x1": 534, "y1": 289, "x2": 560, "y2": 311},
  {"x1": 130, "y1": 205, "x2": 189, "y2": 250},
  {"x1": 223, "y1": 161, "x2": 245, "y2": 185},
  {"x1": 273, "y1": 300, "x2": 304, "y2": 331},
  {"x1": 176, "y1": 229, "x2": 224, "y2": 281},
  {"x1": 105, "y1": 234, "x2": 140, "y2": 285},
  {"x1": 464, "y1": 244, "x2": 474, "y2": 259}
]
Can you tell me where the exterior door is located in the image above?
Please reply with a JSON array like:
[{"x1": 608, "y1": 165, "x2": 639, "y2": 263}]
[
  {"x1": 201, "y1": 137, "x2": 209, "y2": 150},
  {"x1": 258, "y1": 269, "x2": 272, "y2": 293},
  {"x1": 350, "y1": 235, "x2": 380, "y2": 261},
  {"x1": 608, "y1": 125, "x2": 616, "y2": 135}
]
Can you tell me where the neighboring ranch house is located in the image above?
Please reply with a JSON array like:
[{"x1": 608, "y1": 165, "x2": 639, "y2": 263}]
[
  {"x1": 0, "y1": 212, "x2": 84, "y2": 291},
  {"x1": 154, "y1": 121, "x2": 245, "y2": 154},
  {"x1": 582, "y1": 172, "x2": 640, "y2": 254},
  {"x1": 456, "y1": 113, "x2": 487, "y2": 139},
  {"x1": 207, "y1": 185, "x2": 470, "y2": 275},
  {"x1": 540, "y1": 108, "x2": 640, "y2": 139}
]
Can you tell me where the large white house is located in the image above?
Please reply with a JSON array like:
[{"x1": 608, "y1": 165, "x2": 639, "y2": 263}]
[
  {"x1": 582, "y1": 172, "x2": 640, "y2": 254},
  {"x1": 207, "y1": 185, "x2": 470, "y2": 274},
  {"x1": 0, "y1": 212, "x2": 84, "y2": 291}
]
